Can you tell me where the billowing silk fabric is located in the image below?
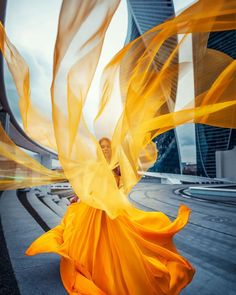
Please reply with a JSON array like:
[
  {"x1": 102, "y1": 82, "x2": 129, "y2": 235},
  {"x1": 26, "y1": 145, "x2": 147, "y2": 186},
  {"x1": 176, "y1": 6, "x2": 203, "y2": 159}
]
[
  {"x1": 26, "y1": 204, "x2": 193, "y2": 295},
  {"x1": 0, "y1": 0, "x2": 236, "y2": 293},
  {"x1": 0, "y1": 124, "x2": 65, "y2": 190},
  {"x1": 0, "y1": 0, "x2": 235, "y2": 214}
]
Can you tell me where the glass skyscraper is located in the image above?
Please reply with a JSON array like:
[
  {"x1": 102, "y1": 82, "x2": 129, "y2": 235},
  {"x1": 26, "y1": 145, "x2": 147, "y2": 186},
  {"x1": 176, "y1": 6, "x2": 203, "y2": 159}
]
[
  {"x1": 126, "y1": 0, "x2": 181, "y2": 174},
  {"x1": 196, "y1": 30, "x2": 236, "y2": 177},
  {"x1": 126, "y1": 1, "x2": 236, "y2": 177}
]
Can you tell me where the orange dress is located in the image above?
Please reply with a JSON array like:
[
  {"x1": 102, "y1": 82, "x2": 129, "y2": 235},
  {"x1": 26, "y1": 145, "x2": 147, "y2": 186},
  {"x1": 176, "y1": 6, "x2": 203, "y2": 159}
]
[{"x1": 26, "y1": 202, "x2": 195, "y2": 295}]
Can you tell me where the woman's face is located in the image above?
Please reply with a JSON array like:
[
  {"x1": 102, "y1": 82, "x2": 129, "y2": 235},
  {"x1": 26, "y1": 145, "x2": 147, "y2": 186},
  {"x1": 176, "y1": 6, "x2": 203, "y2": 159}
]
[{"x1": 100, "y1": 139, "x2": 112, "y2": 162}]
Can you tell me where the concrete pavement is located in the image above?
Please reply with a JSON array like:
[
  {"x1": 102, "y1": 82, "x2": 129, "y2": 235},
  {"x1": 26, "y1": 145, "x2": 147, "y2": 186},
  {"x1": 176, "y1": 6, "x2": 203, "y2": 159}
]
[
  {"x1": 129, "y1": 180, "x2": 236, "y2": 295},
  {"x1": 1, "y1": 181, "x2": 236, "y2": 294}
]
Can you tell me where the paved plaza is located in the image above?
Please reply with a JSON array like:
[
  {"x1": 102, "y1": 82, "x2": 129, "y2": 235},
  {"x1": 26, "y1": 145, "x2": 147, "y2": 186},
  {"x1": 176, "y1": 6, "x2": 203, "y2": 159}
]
[
  {"x1": 1, "y1": 180, "x2": 236, "y2": 295},
  {"x1": 130, "y1": 180, "x2": 236, "y2": 295}
]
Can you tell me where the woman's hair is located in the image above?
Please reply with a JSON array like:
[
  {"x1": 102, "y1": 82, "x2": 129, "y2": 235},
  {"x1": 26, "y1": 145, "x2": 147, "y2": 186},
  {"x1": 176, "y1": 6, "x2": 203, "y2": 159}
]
[{"x1": 99, "y1": 137, "x2": 111, "y2": 146}]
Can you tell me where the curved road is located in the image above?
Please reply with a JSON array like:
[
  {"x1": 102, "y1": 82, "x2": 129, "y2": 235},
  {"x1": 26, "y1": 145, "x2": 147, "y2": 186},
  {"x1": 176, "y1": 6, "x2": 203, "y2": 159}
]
[
  {"x1": 129, "y1": 180, "x2": 236, "y2": 295},
  {"x1": 1, "y1": 181, "x2": 236, "y2": 295}
]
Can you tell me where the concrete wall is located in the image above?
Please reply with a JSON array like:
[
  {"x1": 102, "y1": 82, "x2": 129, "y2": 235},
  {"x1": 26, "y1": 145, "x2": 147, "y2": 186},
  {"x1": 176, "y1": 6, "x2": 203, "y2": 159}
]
[{"x1": 216, "y1": 147, "x2": 236, "y2": 181}]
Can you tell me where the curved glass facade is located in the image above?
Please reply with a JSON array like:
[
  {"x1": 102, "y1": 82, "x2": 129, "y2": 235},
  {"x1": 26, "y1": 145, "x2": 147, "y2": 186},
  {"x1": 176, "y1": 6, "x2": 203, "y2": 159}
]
[
  {"x1": 126, "y1": 1, "x2": 236, "y2": 177},
  {"x1": 196, "y1": 30, "x2": 236, "y2": 178},
  {"x1": 126, "y1": 0, "x2": 181, "y2": 174}
]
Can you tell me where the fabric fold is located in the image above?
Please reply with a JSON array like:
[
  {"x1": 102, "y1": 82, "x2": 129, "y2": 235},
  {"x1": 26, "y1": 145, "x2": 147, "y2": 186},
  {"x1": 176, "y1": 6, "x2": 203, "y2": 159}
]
[{"x1": 26, "y1": 203, "x2": 195, "y2": 295}]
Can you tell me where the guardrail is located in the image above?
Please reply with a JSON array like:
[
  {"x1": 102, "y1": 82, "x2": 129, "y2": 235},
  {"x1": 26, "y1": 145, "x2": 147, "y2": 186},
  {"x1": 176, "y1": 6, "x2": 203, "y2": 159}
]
[{"x1": 50, "y1": 183, "x2": 71, "y2": 189}]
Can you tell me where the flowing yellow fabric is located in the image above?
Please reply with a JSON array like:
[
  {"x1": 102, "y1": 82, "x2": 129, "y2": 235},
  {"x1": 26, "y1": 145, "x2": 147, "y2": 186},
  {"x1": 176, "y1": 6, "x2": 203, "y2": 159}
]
[
  {"x1": 50, "y1": 0, "x2": 236, "y2": 218},
  {"x1": 0, "y1": 0, "x2": 235, "y2": 293},
  {"x1": 26, "y1": 203, "x2": 194, "y2": 295},
  {"x1": 0, "y1": 0, "x2": 235, "y2": 215},
  {"x1": 0, "y1": 23, "x2": 57, "y2": 152},
  {"x1": 0, "y1": 124, "x2": 65, "y2": 190}
]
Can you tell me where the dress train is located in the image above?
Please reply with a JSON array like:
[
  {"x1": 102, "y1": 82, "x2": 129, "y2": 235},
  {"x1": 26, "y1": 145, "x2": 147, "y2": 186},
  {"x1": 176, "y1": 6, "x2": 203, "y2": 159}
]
[{"x1": 26, "y1": 202, "x2": 195, "y2": 295}]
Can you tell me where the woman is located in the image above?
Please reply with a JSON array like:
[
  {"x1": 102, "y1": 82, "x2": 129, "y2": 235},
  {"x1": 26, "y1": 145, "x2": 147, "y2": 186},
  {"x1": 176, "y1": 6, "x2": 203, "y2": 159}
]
[
  {"x1": 1, "y1": 0, "x2": 235, "y2": 293},
  {"x1": 99, "y1": 137, "x2": 122, "y2": 188},
  {"x1": 26, "y1": 137, "x2": 195, "y2": 295}
]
